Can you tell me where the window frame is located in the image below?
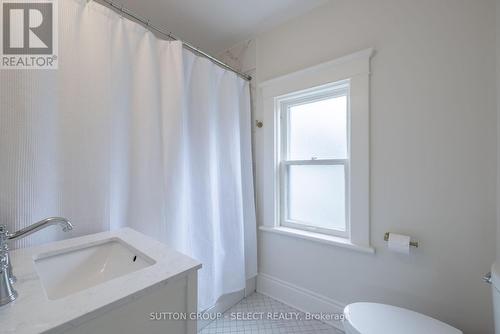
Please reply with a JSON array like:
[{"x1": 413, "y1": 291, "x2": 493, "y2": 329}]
[
  {"x1": 277, "y1": 81, "x2": 351, "y2": 238},
  {"x1": 259, "y1": 48, "x2": 373, "y2": 253}
]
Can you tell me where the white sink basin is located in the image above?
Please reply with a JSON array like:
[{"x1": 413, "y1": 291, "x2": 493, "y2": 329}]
[{"x1": 34, "y1": 238, "x2": 155, "y2": 300}]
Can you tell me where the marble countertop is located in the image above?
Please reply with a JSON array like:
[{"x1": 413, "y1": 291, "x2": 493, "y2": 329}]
[{"x1": 0, "y1": 228, "x2": 201, "y2": 334}]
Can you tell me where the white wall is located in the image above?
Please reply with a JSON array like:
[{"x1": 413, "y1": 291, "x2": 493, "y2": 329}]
[
  {"x1": 217, "y1": 39, "x2": 256, "y2": 74},
  {"x1": 497, "y1": 0, "x2": 500, "y2": 264},
  {"x1": 253, "y1": 1, "x2": 497, "y2": 333}
]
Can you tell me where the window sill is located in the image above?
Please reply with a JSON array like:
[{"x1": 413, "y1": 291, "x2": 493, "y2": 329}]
[{"x1": 259, "y1": 226, "x2": 375, "y2": 254}]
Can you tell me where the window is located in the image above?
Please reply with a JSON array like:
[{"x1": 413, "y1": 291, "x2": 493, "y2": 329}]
[
  {"x1": 279, "y1": 82, "x2": 350, "y2": 237},
  {"x1": 259, "y1": 48, "x2": 373, "y2": 252}
]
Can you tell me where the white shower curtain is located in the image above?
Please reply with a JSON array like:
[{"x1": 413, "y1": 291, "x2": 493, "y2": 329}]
[{"x1": 0, "y1": 0, "x2": 257, "y2": 311}]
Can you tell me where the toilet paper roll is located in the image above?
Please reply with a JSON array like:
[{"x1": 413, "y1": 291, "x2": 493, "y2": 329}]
[{"x1": 387, "y1": 233, "x2": 411, "y2": 255}]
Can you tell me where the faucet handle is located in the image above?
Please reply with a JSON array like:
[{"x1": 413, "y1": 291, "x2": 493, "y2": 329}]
[
  {"x1": 0, "y1": 225, "x2": 8, "y2": 246},
  {"x1": 0, "y1": 249, "x2": 8, "y2": 268}
]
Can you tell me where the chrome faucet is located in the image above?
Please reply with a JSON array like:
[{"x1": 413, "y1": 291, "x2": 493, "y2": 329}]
[{"x1": 0, "y1": 217, "x2": 73, "y2": 306}]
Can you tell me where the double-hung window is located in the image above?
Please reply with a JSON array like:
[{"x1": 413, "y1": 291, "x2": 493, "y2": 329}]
[
  {"x1": 260, "y1": 48, "x2": 373, "y2": 252},
  {"x1": 279, "y1": 82, "x2": 350, "y2": 237}
]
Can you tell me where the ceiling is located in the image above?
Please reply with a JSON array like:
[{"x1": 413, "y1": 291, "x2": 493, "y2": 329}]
[{"x1": 113, "y1": 0, "x2": 329, "y2": 55}]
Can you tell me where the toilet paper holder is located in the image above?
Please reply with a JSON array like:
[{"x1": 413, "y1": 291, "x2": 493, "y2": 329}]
[{"x1": 384, "y1": 232, "x2": 419, "y2": 248}]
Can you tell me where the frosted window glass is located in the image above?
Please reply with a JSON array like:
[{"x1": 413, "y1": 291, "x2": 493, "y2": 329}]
[
  {"x1": 288, "y1": 96, "x2": 347, "y2": 160},
  {"x1": 287, "y1": 165, "x2": 346, "y2": 231}
]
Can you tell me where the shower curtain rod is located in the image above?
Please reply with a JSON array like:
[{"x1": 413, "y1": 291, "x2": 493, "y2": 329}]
[{"x1": 94, "y1": 0, "x2": 252, "y2": 81}]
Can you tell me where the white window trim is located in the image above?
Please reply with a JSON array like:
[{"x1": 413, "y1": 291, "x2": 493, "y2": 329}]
[
  {"x1": 278, "y1": 81, "x2": 350, "y2": 238},
  {"x1": 258, "y1": 48, "x2": 374, "y2": 254}
]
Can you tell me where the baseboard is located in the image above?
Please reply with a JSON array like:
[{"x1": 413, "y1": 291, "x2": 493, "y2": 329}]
[{"x1": 257, "y1": 273, "x2": 345, "y2": 332}]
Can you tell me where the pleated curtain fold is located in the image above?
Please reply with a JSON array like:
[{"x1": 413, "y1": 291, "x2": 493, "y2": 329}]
[{"x1": 0, "y1": 0, "x2": 257, "y2": 311}]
